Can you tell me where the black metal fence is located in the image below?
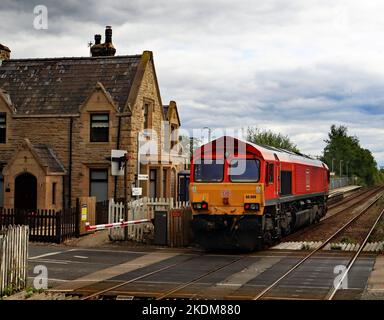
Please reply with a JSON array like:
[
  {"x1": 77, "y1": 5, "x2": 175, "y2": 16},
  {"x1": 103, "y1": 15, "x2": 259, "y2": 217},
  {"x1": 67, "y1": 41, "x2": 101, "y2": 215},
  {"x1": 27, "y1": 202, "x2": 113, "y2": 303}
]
[
  {"x1": 96, "y1": 200, "x2": 109, "y2": 225},
  {"x1": 0, "y1": 207, "x2": 79, "y2": 243}
]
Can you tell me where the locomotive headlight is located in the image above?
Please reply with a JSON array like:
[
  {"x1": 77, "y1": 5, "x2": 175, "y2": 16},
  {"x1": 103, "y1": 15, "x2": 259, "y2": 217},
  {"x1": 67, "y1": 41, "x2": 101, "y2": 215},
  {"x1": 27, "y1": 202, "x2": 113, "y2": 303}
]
[
  {"x1": 250, "y1": 203, "x2": 259, "y2": 210},
  {"x1": 244, "y1": 203, "x2": 260, "y2": 211},
  {"x1": 256, "y1": 186, "x2": 262, "y2": 193},
  {"x1": 193, "y1": 201, "x2": 208, "y2": 211}
]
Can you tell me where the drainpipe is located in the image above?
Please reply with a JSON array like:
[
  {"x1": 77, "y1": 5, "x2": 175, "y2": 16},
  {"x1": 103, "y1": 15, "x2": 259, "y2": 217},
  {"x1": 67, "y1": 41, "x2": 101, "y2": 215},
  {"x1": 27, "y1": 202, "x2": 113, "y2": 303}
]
[
  {"x1": 68, "y1": 117, "x2": 73, "y2": 209},
  {"x1": 114, "y1": 116, "x2": 121, "y2": 200}
]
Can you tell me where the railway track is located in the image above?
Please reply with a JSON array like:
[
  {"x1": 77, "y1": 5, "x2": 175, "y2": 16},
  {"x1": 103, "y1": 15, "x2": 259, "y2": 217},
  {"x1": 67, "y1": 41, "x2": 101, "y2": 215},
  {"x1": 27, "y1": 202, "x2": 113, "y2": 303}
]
[
  {"x1": 283, "y1": 185, "x2": 384, "y2": 242},
  {"x1": 326, "y1": 186, "x2": 382, "y2": 219},
  {"x1": 79, "y1": 253, "x2": 252, "y2": 300},
  {"x1": 59, "y1": 187, "x2": 383, "y2": 301},
  {"x1": 327, "y1": 186, "x2": 382, "y2": 213},
  {"x1": 80, "y1": 254, "x2": 202, "y2": 300},
  {"x1": 327, "y1": 186, "x2": 371, "y2": 210},
  {"x1": 252, "y1": 194, "x2": 384, "y2": 300}
]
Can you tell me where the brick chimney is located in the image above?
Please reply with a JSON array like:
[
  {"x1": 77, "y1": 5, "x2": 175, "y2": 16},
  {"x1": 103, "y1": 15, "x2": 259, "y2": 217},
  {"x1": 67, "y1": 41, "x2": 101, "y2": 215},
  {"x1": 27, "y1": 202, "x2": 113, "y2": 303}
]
[
  {"x1": 90, "y1": 26, "x2": 116, "y2": 57},
  {"x1": 0, "y1": 43, "x2": 11, "y2": 62}
]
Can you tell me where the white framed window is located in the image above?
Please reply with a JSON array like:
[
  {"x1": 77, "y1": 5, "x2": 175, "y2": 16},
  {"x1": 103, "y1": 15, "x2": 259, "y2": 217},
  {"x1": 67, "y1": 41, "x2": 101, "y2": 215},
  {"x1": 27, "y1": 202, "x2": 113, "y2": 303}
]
[{"x1": 90, "y1": 114, "x2": 109, "y2": 142}]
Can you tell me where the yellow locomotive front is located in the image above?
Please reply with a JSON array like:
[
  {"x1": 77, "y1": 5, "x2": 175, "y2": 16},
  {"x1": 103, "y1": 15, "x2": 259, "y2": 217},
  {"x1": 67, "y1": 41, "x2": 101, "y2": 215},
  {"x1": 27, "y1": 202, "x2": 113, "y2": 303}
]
[
  {"x1": 190, "y1": 155, "x2": 267, "y2": 250},
  {"x1": 190, "y1": 182, "x2": 265, "y2": 216}
]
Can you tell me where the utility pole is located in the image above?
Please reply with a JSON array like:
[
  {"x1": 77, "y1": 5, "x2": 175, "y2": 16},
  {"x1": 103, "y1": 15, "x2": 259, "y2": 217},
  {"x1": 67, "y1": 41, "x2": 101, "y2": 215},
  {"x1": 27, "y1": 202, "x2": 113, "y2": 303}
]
[
  {"x1": 136, "y1": 131, "x2": 141, "y2": 201},
  {"x1": 203, "y1": 127, "x2": 212, "y2": 142},
  {"x1": 346, "y1": 161, "x2": 350, "y2": 184},
  {"x1": 340, "y1": 160, "x2": 343, "y2": 177},
  {"x1": 189, "y1": 137, "x2": 194, "y2": 165},
  {"x1": 124, "y1": 155, "x2": 128, "y2": 240}
]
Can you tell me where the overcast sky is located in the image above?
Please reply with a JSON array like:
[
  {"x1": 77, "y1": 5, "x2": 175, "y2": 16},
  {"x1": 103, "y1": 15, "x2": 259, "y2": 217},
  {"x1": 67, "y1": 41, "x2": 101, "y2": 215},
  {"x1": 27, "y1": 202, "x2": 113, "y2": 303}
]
[{"x1": 1, "y1": 0, "x2": 383, "y2": 166}]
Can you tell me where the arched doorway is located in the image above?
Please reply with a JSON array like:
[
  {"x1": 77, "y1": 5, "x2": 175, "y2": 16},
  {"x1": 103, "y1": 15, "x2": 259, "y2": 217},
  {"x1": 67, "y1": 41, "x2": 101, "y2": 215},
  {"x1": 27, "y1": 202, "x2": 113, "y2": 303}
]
[{"x1": 15, "y1": 172, "x2": 37, "y2": 210}]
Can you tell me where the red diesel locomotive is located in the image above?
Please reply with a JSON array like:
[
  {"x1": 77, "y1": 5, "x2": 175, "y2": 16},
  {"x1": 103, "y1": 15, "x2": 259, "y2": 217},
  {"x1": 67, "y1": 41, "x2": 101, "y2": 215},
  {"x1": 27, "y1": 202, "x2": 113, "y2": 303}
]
[{"x1": 190, "y1": 136, "x2": 330, "y2": 250}]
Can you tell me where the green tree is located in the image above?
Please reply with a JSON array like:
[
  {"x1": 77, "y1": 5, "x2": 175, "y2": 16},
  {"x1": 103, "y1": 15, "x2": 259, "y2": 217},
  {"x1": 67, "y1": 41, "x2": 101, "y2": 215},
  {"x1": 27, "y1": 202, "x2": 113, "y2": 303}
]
[
  {"x1": 246, "y1": 126, "x2": 300, "y2": 153},
  {"x1": 321, "y1": 125, "x2": 382, "y2": 186}
]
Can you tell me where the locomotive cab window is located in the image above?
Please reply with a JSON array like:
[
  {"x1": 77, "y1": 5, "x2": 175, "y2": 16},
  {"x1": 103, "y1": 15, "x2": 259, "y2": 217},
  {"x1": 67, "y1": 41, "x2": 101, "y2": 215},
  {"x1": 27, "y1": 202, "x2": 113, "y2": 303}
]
[
  {"x1": 194, "y1": 159, "x2": 224, "y2": 182},
  {"x1": 229, "y1": 159, "x2": 260, "y2": 182}
]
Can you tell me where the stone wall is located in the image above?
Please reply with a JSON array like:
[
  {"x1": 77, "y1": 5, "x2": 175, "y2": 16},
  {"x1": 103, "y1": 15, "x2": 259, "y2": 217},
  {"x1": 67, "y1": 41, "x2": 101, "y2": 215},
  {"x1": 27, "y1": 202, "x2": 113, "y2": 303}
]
[{"x1": 0, "y1": 45, "x2": 10, "y2": 61}]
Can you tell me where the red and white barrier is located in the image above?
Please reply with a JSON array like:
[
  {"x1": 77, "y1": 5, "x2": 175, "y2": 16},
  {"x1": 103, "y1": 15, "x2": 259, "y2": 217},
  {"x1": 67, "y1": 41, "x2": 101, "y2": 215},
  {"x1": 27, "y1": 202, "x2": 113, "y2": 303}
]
[{"x1": 85, "y1": 219, "x2": 151, "y2": 231}]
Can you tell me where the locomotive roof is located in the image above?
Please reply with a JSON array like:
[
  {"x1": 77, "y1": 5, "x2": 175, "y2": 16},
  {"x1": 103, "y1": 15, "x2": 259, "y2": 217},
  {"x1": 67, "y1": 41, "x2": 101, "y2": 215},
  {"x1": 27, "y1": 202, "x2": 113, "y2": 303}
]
[
  {"x1": 246, "y1": 139, "x2": 326, "y2": 168},
  {"x1": 197, "y1": 136, "x2": 327, "y2": 169}
]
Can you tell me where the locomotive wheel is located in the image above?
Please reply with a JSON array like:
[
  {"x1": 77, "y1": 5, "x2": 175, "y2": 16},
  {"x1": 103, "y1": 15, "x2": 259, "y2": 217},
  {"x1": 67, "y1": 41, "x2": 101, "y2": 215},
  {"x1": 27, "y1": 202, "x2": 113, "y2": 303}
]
[
  {"x1": 281, "y1": 224, "x2": 291, "y2": 236},
  {"x1": 263, "y1": 231, "x2": 273, "y2": 248}
]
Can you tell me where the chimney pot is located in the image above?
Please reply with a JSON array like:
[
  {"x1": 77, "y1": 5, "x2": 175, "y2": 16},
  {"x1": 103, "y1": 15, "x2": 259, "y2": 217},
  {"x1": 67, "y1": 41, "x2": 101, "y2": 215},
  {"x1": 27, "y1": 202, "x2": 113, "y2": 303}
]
[
  {"x1": 94, "y1": 34, "x2": 101, "y2": 45},
  {"x1": 105, "y1": 26, "x2": 112, "y2": 44},
  {"x1": 90, "y1": 27, "x2": 116, "y2": 57}
]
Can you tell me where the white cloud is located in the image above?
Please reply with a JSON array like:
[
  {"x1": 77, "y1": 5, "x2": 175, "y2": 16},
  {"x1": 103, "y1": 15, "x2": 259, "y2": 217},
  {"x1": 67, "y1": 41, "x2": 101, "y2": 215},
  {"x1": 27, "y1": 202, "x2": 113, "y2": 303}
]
[{"x1": 1, "y1": 0, "x2": 384, "y2": 165}]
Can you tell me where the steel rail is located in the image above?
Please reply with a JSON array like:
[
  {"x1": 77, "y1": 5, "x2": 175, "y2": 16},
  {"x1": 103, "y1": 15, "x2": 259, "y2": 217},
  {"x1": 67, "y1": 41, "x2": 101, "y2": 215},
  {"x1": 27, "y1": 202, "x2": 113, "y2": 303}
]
[
  {"x1": 156, "y1": 256, "x2": 245, "y2": 300},
  {"x1": 321, "y1": 187, "x2": 383, "y2": 222},
  {"x1": 327, "y1": 186, "x2": 381, "y2": 213},
  {"x1": 327, "y1": 186, "x2": 372, "y2": 210},
  {"x1": 326, "y1": 207, "x2": 384, "y2": 300},
  {"x1": 81, "y1": 253, "x2": 247, "y2": 300},
  {"x1": 284, "y1": 187, "x2": 384, "y2": 241},
  {"x1": 253, "y1": 192, "x2": 383, "y2": 300},
  {"x1": 81, "y1": 254, "x2": 200, "y2": 300}
]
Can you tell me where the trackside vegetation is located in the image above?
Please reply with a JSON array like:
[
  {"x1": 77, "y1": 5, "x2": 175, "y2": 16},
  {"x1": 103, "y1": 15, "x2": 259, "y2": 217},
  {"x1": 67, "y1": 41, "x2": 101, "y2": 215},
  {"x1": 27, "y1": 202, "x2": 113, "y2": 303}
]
[
  {"x1": 245, "y1": 124, "x2": 383, "y2": 187},
  {"x1": 321, "y1": 125, "x2": 384, "y2": 186},
  {"x1": 246, "y1": 127, "x2": 300, "y2": 153}
]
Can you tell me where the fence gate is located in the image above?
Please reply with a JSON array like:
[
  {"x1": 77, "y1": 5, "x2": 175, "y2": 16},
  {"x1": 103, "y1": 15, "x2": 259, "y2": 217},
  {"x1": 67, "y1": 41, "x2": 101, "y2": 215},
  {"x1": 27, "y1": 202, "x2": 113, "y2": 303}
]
[
  {"x1": 168, "y1": 206, "x2": 192, "y2": 247},
  {"x1": 0, "y1": 225, "x2": 29, "y2": 296},
  {"x1": 108, "y1": 198, "x2": 156, "y2": 242},
  {"x1": 0, "y1": 207, "x2": 79, "y2": 243},
  {"x1": 107, "y1": 198, "x2": 191, "y2": 246}
]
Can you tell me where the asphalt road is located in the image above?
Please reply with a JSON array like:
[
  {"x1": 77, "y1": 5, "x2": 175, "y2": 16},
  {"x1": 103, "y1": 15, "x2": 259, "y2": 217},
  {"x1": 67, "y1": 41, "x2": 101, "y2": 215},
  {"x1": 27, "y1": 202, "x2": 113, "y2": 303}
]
[{"x1": 28, "y1": 245, "x2": 151, "y2": 287}]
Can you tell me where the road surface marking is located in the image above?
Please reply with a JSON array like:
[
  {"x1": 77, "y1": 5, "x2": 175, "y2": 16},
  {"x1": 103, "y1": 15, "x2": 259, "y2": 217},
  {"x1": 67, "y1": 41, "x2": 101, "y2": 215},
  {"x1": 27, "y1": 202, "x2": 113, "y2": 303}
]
[
  {"x1": 30, "y1": 259, "x2": 70, "y2": 265},
  {"x1": 29, "y1": 251, "x2": 63, "y2": 260},
  {"x1": 28, "y1": 277, "x2": 69, "y2": 282}
]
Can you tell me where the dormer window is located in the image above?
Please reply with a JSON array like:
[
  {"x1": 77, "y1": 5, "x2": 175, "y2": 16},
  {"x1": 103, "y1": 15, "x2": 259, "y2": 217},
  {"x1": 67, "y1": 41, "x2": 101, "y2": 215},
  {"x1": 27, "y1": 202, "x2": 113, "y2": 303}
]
[
  {"x1": 90, "y1": 113, "x2": 109, "y2": 142},
  {"x1": 0, "y1": 113, "x2": 6, "y2": 144}
]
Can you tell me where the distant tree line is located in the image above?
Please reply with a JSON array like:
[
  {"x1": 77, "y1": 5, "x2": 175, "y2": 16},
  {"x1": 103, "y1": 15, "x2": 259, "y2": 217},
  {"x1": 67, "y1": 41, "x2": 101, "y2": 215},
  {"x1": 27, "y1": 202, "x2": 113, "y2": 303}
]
[
  {"x1": 321, "y1": 125, "x2": 383, "y2": 186},
  {"x1": 246, "y1": 127, "x2": 300, "y2": 153},
  {"x1": 245, "y1": 124, "x2": 383, "y2": 186}
]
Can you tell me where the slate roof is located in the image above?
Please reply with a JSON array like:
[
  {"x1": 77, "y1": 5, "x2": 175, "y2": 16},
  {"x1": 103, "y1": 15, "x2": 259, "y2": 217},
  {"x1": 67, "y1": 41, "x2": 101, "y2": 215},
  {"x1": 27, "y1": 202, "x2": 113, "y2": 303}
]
[
  {"x1": 31, "y1": 144, "x2": 66, "y2": 174},
  {"x1": 0, "y1": 44, "x2": 11, "y2": 52},
  {"x1": 0, "y1": 55, "x2": 142, "y2": 114}
]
